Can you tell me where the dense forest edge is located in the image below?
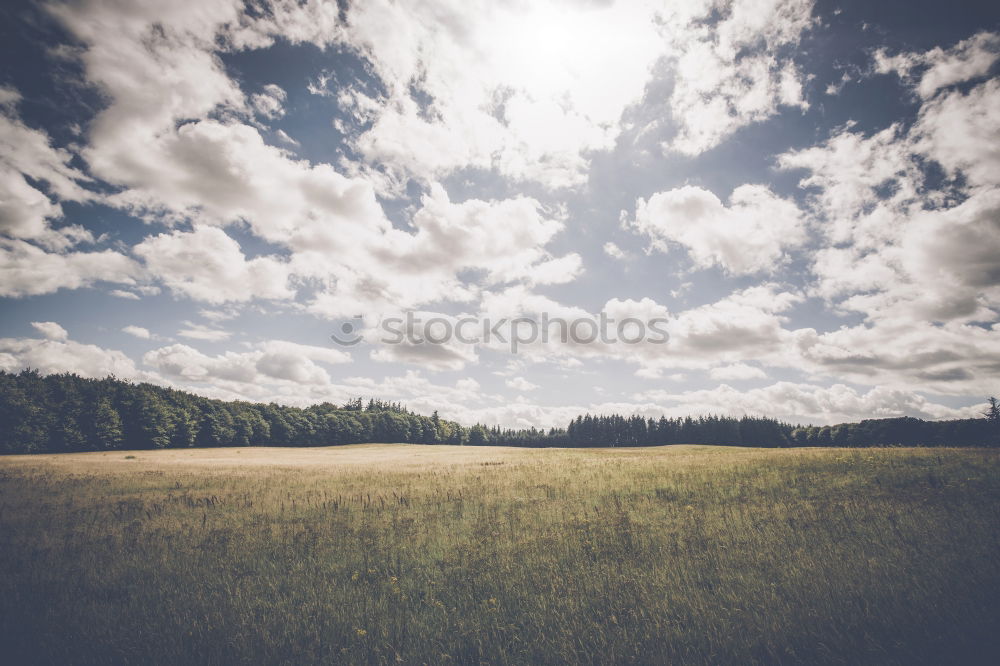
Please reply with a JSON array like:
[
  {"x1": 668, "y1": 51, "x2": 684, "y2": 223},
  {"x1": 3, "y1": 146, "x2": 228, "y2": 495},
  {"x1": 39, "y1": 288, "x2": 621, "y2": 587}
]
[{"x1": 0, "y1": 370, "x2": 997, "y2": 454}]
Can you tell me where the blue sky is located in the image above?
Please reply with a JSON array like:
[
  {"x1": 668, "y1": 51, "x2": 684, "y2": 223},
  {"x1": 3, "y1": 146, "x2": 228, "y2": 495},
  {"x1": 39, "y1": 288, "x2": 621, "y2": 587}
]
[{"x1": 1, "y1": 0, "x2": 999, "y2": 427}]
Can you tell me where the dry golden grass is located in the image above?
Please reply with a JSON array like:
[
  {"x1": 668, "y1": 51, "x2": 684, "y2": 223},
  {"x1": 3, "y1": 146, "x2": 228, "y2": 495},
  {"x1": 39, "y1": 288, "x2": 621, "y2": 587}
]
[{"x1": 1, "y1": 444, "x2": 998, "y2": 664}]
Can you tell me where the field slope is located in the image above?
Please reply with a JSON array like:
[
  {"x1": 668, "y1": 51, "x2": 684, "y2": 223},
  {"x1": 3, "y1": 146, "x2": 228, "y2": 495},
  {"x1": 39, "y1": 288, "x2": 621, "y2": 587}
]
[{"x1": 1, "y1": 445, "x2": 999, "y2": 664}]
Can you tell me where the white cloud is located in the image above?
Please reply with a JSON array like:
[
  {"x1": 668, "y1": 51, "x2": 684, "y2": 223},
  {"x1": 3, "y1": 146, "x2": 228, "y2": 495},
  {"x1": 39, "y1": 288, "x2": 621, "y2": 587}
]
[
  {"x1": 38, "y1": 78, "x2": 574, "y2": 314},
  {"x1": 0, "y1": 169, "x2": 64, "y2": 244},
  {"x1": 603, "y1": 242, "x2": 625, "y2": 260},
  {"x1": 630, "y1": 184, "x2": 806, "y2": 275},
  {"x1": 6, "y1": 1, "x2": 994, "y2": 429},
  {"x1": 0, "y1": 86, "x2": 95, "y2": 248},
  {"x1": 122, "y1": 325, "x2": 152, "y2": 339},
  {"x1": 665, "y1": 0, "x2": 815, "y2": 155},
  {"x1": 177, "y1": 322, "x2": 232, "y2": 342},
  {"x1": 108, "y1": 285, "x2": 161, "y2": 301},
  {"x1": 134, "y1": 226, "x2": 293, "y2": 304},
  {"x1": 456, "y1": 377, "x2": 480, "y2": 393},
  {"x1": 709, "y1": 363, "x2": 767, "y2": 381},
  {"x1": 0, "y1": 331, "x2": 139, "y2": 379},
  {"x1": 896, "y1": 189, "x2": 1000, "y2": 321},
  {"x1": 824, "y1": 72, "x2": 852, "y2": 96},
  {"x1": 250, "y1": 84, "x2": 287, "y2": 119},
  {"x1": 506, "y1": 377, "x2": 539, "y2": 392},
  {"x1": 144, "y1": 344, "x2": 257, "y2": 384},
  {"x1": 302, "y1": 184, "x2": 578, "y2": 317},
  {"x1": 48, "y1": 1, "x2": 249, "y2": 188},
  {"x1": 275, "y1": 129, "x2": 299, "y2": 147},
  {"x1": 665, "y1": 285, "x2": 800, "y2": 360},
  {"x1": 605, "y1": 295, "x2": 671, "y2": 318},
  {"x1": 0, "y1": 87, "x2": 142, "y2": 299},
  {"x1": 368, "y1": 311, "x2": 479, "y2": 372},
  {"x1": 255, "y1": 339, "x2": 352, "y2": 380},
  {"x1": 875, "y1": 31, "x2": 1000, "y2": 99},
  {"x1": 778, "y1": 122, "x2": 919, "y2": 247},
  {"x1": 39, "y1": 0, "x2": 816, "y2": 323},
  {"x1": 779, "y1": 67, "x2": 1000, "y2": 328},
  {"x1": 793, "y1": 318, "x2": 1000, "y2": 396},
  {"x1": 633, "y1": 381, "x2": 979, "y2": 425},
  {"x1": 31, "y1": 321, "x2": 69, "y2": 341},
  {"x1": 474, "y1": 284, "x2": 798, "y2": 379},
  {"x1": 913, "y1": 78, "x2": 1000, "y2": 190},
  {"x1": 335, "y1": 0, "x2": 668, "y2": 189},
  {"x1": 329, "y1": 0, "x2": 820, "y2": 185},
  {"x1": 144, "y1": 338, "x2": 350, "y2": 390},
  {"x1": 400, "y1": 184, "x2": 573, "y2": 288},
  {"x1": 0, "y1": 239, "x2": 141, "y2": 298}
]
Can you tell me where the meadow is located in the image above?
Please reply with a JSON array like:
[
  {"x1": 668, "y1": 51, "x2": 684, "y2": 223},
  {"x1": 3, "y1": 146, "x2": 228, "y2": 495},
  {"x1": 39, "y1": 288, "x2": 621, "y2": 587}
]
[{"x1": 0, "y1": 444, "x2": 998, "y2": 665}]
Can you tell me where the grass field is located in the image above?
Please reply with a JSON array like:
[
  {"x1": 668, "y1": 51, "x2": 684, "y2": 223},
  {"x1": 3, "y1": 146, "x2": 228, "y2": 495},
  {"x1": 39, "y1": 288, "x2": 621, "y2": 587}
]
[{"x1": 1, "y1": 444, "x2": 999, "y2": 665}]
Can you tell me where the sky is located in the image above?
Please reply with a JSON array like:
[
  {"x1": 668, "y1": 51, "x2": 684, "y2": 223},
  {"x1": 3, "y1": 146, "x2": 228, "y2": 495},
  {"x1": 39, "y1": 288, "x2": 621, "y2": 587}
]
[{"x1": 1, "y1": 0, "x2": 999, "y2": 429}]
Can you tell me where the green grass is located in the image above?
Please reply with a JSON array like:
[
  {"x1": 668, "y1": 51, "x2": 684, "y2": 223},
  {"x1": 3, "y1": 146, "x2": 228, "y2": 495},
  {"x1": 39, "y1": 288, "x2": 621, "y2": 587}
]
[{"x1": 1, "y1": 445, "x2": 999, "y2": 665}]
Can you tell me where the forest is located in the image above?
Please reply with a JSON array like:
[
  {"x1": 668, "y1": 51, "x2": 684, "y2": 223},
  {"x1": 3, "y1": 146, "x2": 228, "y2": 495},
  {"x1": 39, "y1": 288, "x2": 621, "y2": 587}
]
[{"x1": 0, "y1": 370, "x2": 996, "y2": 454}]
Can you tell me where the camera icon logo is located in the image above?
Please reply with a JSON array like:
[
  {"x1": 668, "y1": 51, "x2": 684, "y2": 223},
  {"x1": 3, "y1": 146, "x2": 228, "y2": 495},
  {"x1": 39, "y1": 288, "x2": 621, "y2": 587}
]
[{"x1": 330, "y1": 316, "x2": 364, "y2": 346}]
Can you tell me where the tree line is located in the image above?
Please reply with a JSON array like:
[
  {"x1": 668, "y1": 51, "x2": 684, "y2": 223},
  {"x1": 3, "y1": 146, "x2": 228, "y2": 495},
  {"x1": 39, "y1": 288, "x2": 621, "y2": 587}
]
[
  {"x1": 0, "y1": 370, "x2": 996, "y2": 454},
  {"x1": 0, "y1": 370, "x2": 469, "y2": 454},
  {"x1": 789, "y1": 415, "x2": 998, "y2": 447}
]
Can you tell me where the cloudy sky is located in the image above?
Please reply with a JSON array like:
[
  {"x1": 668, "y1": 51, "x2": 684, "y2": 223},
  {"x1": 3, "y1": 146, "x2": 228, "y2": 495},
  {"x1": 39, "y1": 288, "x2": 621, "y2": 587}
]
[{"x1": 1, "y1": 0, "x2": 999, "y2": 428}]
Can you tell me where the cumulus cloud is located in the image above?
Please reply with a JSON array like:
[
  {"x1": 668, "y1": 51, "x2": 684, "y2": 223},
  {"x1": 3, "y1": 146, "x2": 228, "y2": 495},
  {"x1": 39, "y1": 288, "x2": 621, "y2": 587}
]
[
  {"x1": 793, "y1": 319, "x2": 1000, "y2": 396},
  {"x1": 31, "y1": 321, "x2": 69, "y2": 341},
  {"x1": 0, "y1": 76, "x2": 156, "y2": 304},
  {"x1": 302, "y1": 184, "x2": 579, "y2": 317},
  {"x1": 32, "y1": 53, "x2": 575, "y2": 314},
  {"x1": 778, "y1": 122, "x2": 919, "y2": 247},
  {"x1": 875, "y1": 31, "x2": 1000, "y2": 99},
  {"x1": 603, "y1": 242, "x2": 626, "y2": 260},
  {"x1": 632, "y1": 381, "x2": 980, "y2": 425},
  {"x1": 456, "y1": 377, "x2": 481, "y2": 393},
  {"x1": 274, "y1": 129, "x2": 299, "y2": 147},
  {"x1": 367, "y1": 311, "x2": 479, "y2": 372},
  {"x1": 0, "y1": 330, "x2": 139, "y2": 378},
  {"x1": 251, "y1": 84, "x2": 287, "y2": 119},
  {"x1": 913, "y1": 78, "x2": 1000, "y2": 190},
  {"x1": 474, "y1": 284, "x2": 797, "y2": 380},
  {"x1": 36, "y1": 0, "x2": 812, "y2": 318},
  {"x1": 3, "y1": 1, "x2": 993, "y2": 428},
  {"x1": 506, "y1": 377, "x2": 539, "y2": 392},
  {"x1": 144, "y1": 339, "x2": 350, "y2": 390},
  {"x1": 122, "y1": 325, "x2": 152, "y2": 339},
  {"x1": 328, "y1": 0, "x2": 818, "y2": 186},
  {"x1": 0, "y1": 322, "x2": 986, "y2": 430},
  {"x1": 0, "y1": 86, "x2": 94, "y2": 247},
  {"x1": 334, "y1": 0, "x2": 667, "y2": 189},
  {"x1": 0, "y1": 85, "x2": 147, "y2": 298},
  {"x1": 779, "y1": 54, "x2": 1000, "y2": 329},
  {"x1": 709, "y1": 363, "x2": 767, "y2": 381},
  {"x1": 177, "y1": 322, "x2": 233, "y2": 342},
  {"x1": 395, "y1": 185, "x2": 576, "y2": 288},
  {"x1": 665, "y1": 0, "x2": 815, "y2": 155},
  {"x1": 0, "y1": 239, "x2": 141, "y2": 298},
  {"x1": 666, "y1": 285, "x2": 800, "y2": 358},
  {"x1": 134, "y1": 226, "x2": 293, "y2": 304},
  {"x1": 629, "y1": 184, "x2": 806, "y2": 274},
  {"x1": 897, "y1": 190, "x2": 1000, "y2": 321}
]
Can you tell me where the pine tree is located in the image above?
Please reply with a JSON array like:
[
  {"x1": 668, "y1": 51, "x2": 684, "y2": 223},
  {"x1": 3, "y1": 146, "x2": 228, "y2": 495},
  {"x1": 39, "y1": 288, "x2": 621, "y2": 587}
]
[
  {"x1": 984, "y1": 397, "x2": 1000, "y2": 423},
  {"x1": 985, "y1": 397, "x2": 1000, "y2": 446},
  {"x1": 92, "y1": 397, "x2": 124, "y2": 450},
  {"x1": 430, "y1": 410, "x2": 442, "y2": 443},
  {"x1": 468, "y1": 424, "x2": 488, "y2": 446}
]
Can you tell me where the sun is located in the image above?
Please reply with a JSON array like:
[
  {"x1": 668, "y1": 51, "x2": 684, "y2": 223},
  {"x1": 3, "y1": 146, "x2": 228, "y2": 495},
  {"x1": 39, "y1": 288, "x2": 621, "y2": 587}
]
[{"x1": 487, "y1": 2, "x2": 663, "y2": 125}]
